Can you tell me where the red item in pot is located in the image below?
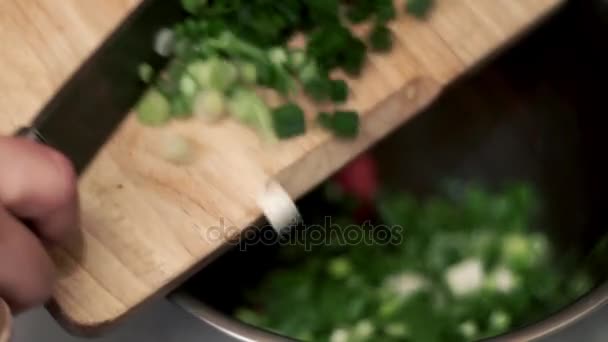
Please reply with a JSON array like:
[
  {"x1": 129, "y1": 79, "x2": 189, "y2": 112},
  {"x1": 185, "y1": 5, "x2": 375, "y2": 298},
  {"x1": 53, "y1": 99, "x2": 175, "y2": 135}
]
[{"x1": 334, "y1": 153, "x2": 379, "y2": 221}]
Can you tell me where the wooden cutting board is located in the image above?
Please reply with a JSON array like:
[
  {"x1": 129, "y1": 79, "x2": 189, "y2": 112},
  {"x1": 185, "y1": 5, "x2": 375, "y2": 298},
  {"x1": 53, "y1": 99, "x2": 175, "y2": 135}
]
[{"x1": 0, "y1": 0, "x2": 563, "y2": 335}]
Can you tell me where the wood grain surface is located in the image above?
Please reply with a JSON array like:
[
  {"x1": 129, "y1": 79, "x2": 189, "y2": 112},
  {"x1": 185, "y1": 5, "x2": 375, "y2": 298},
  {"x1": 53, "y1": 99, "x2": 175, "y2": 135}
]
[{"x1": 0, "y1": 0, "x2": 563, "y2": 335}]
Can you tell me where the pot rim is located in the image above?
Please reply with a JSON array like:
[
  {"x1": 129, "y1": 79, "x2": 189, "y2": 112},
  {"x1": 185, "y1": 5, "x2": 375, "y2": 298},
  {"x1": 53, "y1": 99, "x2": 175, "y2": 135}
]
[{"x1": 170, "y1": 281, "x2": 608, "y2": 342}]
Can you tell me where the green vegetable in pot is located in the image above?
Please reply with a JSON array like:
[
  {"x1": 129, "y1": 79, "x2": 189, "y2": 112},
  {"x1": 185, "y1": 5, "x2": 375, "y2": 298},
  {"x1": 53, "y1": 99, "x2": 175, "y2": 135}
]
[
  {"x1": 502, "y1": 232, "x2": 548, "y2": 270},
  {"x1": 327, "y1": 257, "x2": 353, "y2": 279},
  {"x1": 233, "y1": 183, "x2": 594, "y2": 342}
]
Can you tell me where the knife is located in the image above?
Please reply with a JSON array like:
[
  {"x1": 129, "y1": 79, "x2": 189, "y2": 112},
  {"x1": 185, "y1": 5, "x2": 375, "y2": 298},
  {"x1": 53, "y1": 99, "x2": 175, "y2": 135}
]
[{"x1": 15, "y1": 0, "x2": 185, "y2": 174}]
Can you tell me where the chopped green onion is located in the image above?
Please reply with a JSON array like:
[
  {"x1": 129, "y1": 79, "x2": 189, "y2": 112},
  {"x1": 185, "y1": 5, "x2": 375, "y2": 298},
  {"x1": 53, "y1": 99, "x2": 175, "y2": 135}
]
[
  {"x1": 330, "y1": 79, "x2": 349, "y2": 103},
  {"x1": 327, "y1": 257, "x2": 352, "y2": 279},
  {"x1": 287, "y1": 50, "x2": 308, "y2": 72},
  {"x1": 187, "y1": 58, "x2": 238, "y2": 91},
  {"x1": 459, "y1": 321, "x2": 479, "y2": 340},
  {"x1": 369, "y1": 25, "x2": 393, "y2": 52},
  {"x1": 272, "y1": 103, "x2": 306, "y2": 139},
  {"x1": 138, "y1": 63, "x2": 154, "y2": 83},
  {"x1": 179, "y1": 74, "x2": 198, "y2": 97},
  {"x1": 208, "y1": 58, "x2": 238, "y2": 91},
  {"x1": 406, "y1": 0, "x2": 435, "y2": 18},
  {"x1": 268, "y1": 47, "x2": 289, "y2": 66},
  {"x1": 138, "y1": 0, "x2": 422, "y2": 140},
  {"x1": 352, "y1": 320, "x2": 375, "y2": 340},
  {"x1": 229, "y1": 89, "x2": 276, "y2": 141},
  {"x1": 238, "y1": 61, "x2": 258, "y2": 84},
  {"x1": 187, "y1": 60, "x2": 213, "y2": 88},
  {"x1": 299, "y1": 60, "x2": 321, "y2": 84},
  {"x1": 160, "y1": 133, "x2": 193, "y2": 164},
  {"x1": 194, "y1": 90, "x2": 227, "y2": 123},
  {"x1": 303, "y1": 78, "x2": 332, "y2": 102},
  {"x1": 170, "y1": 96, "x2": 193, "y2": 118},
  {"x1": 376, "y1": 0, "x2": 397, "y2": 23},
  {"x1": 317, "y1": 110, "x2": 360, "y2": 138},
  {"x1": 181, "y1": 0, "x2": 208, "y2": 14},
  {"x1": 136, "y1": 89, "x2": 171, "y2": 126},
  {"x1": 347, "y1": 5, "x2": 372, "y2": 24},
  {"x1": 154, "y1": 28, "x2": 175, "y2": 57},
  {"x1": 331, "y1": 110, "x2": 360, "y2": 138},
  {"x1": 383, "y1": 323, "x2": 409, "y2": 338},
  {"x1": 489, "y1": 311, "x2": 511, "y2": 332}
]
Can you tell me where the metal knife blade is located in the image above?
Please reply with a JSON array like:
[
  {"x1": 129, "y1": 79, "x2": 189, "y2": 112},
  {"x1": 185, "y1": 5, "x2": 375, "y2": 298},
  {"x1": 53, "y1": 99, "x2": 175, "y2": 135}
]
[{"x1": 17, "y1": 0, "x2": 185, "y2": 174}]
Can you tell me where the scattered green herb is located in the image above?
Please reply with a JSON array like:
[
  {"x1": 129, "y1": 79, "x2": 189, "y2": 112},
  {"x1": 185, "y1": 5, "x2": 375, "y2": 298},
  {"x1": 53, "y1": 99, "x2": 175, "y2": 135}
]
[
  {"x1": 136, "y1": 89, "x2": 171, "y2": 125},
  {"x1": 332, "y1": 111, "x2": 360, "y2": 138},
  {"x1": 317, "y1": 110, "x2": 360, "y2": 138},
  {"x1": 138, "y1": 63, "x2": 154, "y2": 83},
  {"x1": 228, "y1": 88, "x2": 276, "y2": 141},
  {"x1": 330, "y1": 79, "x2": 349, "y2": 103},
  {"x1": 136, "y1": 0, "x2": 437, "y2": 140},
  {"x1": 369, "y1": 25, "x2": 394, "y2": 52},
  {"x1": 272, "y1": 103, "x2": 306, "y2": 139},
  {"x1": 406, "y1": 0, "x2": 435, "y2": 18}
]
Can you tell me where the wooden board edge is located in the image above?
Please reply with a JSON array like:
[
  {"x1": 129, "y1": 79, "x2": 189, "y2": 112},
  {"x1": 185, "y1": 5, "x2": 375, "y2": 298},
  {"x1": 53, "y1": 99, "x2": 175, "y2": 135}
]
[
  {"x1": 44, "y1": 217, "x2": 267, "y2": 337},
  {"x1": 276, "y1": 76, "x2": 444, "y2": 199},
  {"x1": 447, "y1": 0, "x2": 566, "y2": 85}
]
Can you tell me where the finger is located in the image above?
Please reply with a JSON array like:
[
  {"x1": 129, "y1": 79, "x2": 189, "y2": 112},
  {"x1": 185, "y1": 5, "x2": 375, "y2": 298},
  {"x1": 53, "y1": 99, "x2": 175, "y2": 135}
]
[
  {"x1": 0, "y1": 137, "x2": 79, "y2": 244},
  {"x1": 0, "y1": 297, "x2": 10, "y2": 342},
  {"x1": 0, "y1": 206, "x2": 55, "y2": 313}
]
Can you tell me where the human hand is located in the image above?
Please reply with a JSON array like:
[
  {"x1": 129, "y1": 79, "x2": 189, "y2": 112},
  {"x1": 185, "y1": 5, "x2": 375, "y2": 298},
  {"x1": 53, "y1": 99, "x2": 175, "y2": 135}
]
[{"x1": 0, "y1": 136, "x2": 79, "y2": 313}]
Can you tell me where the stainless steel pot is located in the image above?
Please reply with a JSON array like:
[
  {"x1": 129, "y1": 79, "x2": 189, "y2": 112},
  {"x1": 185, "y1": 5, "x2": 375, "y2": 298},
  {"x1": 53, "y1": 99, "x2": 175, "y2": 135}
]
[
  {"x1": 169, "y1": 284, "x2": 608, "y2": 341},
  {"x1": 168, "y1": 1, "x2": 608, "y2": 341}
]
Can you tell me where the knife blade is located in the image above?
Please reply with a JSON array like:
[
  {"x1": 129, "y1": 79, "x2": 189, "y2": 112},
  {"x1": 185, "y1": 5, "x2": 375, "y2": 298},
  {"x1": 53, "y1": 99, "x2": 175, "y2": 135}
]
[{"x1": 16, "y1": 0, "x2": 186, "y2": 174}]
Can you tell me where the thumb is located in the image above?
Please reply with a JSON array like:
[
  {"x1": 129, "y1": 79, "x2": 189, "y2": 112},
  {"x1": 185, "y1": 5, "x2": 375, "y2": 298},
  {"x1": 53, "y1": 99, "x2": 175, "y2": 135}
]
[{"x1": 0, "y1": 297, "x2": 10, "y2": 342}]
